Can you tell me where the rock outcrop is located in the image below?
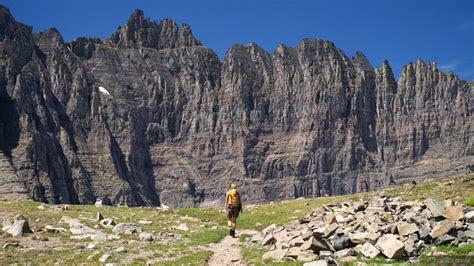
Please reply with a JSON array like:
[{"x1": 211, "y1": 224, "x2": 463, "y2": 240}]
[{"x1": 0, "y1": 5, "x2": 472, "y2": 207}]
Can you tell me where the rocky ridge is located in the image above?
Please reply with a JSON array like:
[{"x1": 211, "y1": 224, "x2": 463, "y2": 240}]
[
  {"x1": 0, "y1": 5, "x2": 472, "y2": 207},
  {"x1": 254, "y1": 196, "x2": 474, "y2": 264}
]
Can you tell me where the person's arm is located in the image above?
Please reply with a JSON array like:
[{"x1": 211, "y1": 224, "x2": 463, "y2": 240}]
[
  {"x1": 224, "y1": 192, "x2": 228, "y2": 210},
  {"x1": 238, "y1": 192, "x2": 243, "y2": 212}
]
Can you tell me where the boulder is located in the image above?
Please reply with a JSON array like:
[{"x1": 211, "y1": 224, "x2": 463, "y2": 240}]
[
  {"x1": 424, "y1": 198, "x2": 444, "y2": 217},
  {"x1": 397, "y1": 222, "x2": 418, "y2": 236},
  {"x1": 44, "y1": 225, "x2": 68, "y2": 234},
  {"x1": 3, "y1": 215, "x2": 32, "y2": 237},
  {"x1": 430, "y1": 219, "x2": 455, "y2": 239},
  {"x1": 323, "y1": 223, "x2": 339, "y2": 238},
  {"x1": 334, "y1": 248, "x2": 354, "y2": 258},
  {"x1": 289, "y1": 236, "x2": 305, "y2": 247},
  {"x1": 303, "y1": 260, "x2": 328, "y2": 266},
  {"x1": 319, "y1": 250, "x2": 333, "y2": 258},
  {"x1": 100, "y1": 218, "x2": 116, "y2": 228},
  {"x1": 262, "y1": 233, "x2": 275, "y2": 246},
  {"x1": 60, "y1": 216, "x2": 82, "y2": 227},
  {"x1": 96, "y1": 212, "x2": 104, "y2": 221},
  {"x1": 139, "y1": 232, "x2": 155, "y2": 242},
  {"x1": 300, "y1": 236, "x2": 330, "y2": 252},
  {"x1": 70, "y1": 225, "x2": 96, "y2": 235},
  {"x1": 376, "y1": 234, "x2": 404, "y2": 259},
  {"x1": 296, "y1": 251, "x2": 318, "y2": 262},
  {"x1": 465, "y1": 211, "x2": 474, "y2": 223},
  {"x1": 359, "y1": 242, "x2": 380, "y2": 258},
  {"x1": 112, "y1": 223, "x2": 142, "y2": 234},
  {"x1": 99, "y1": 253, "x2": 111, "y2": 263},
  {"x1": 433, "y1": 234, "x2": 456, "y2": 245},
  {"x1": 285, "y1": 247, "x2": 302, "y2": 258},
  {"x1": 262, "y1": 248, "x2": 288, "y2": 261},
  {"x1": 445, "y1": 206, "x2": 464, "y2": 221},
  {"x1": 176, "y1": 223, "x2": 188, "y2": 231},
  {"x1": 349, "y1": 232, "x2": 379, "y2": 244},
  {"x1": 419, "y1": 226, "x2": 431, "y2": 240},
  {"x1": 403, "y1": 238, "x2": 415, "y2": 255},
  {"x1": 332, "y1": 235, "x2": 351, "y2": 250}
]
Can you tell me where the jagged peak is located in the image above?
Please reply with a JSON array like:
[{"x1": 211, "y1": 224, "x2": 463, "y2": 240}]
[
  {"x1": 107, "y1": 9, "x2": 201, "y2": 49},
  {"x1": 298, "y1": 38, "x2": 336, "y2": 50},
  {"x1": 375, "y1": 59, "x2": 396, "y2": 90},
  {"x1": 34, "y1": 28, "x2": 65, "y2": 50},
  {"x1": 352, "y1": 51, "x2": 374, "y2": 72}
]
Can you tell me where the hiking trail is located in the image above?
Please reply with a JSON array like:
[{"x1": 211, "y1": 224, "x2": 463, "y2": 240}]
[{"x1": 206, "y1": 229, "x2": 258, "y2": 266}]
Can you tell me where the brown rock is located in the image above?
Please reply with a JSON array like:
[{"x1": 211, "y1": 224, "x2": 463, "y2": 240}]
[
  {"x1": 323, "y1": 223, "x2": 339, "y2": 238},
  {"x1": 430, "y1": 219, "x2": 455, "y2": 239},
  {"x1": 349, "y1": 232, "x2": 379, "y2": 244},
  {"x1": 300, "y1": 236, "x2": 330, "y2": 252},
  {"x1": 359, "y1": 242, "x2": 380, "y2": 258},
  {"x1": 262, "y1": 249, "x2": 288, "y2": 261},
  {"x1": 296, "y1": 251, "x2": 318, "y2": 262},
  {"x1": 375, "y1": 234, "x2": 404, "y2": 259},
  {"x1": 397, "y1": 222, "x2": 418, "y2": 236},
  {"x1": 445, "y1": 205, "x2": 464, "y2": 221}
]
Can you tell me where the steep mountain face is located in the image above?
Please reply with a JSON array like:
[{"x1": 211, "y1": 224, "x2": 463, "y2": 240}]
[{"x1": 0, "y1": 6, "x2": 472, "y2": 207}]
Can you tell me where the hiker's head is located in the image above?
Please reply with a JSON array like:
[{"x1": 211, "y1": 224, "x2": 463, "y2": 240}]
[{"x1": 230, "y1": 183, "x2": 237, "y2": 189}]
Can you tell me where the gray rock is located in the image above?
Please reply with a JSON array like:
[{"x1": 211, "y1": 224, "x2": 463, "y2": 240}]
[
  {"x1": 112, "y1": 223, "x2": 142, "y2": 234},
  {"x1": 3, "y1": 215, "x2": 31, "y2": 237},
  {"x1": 2, "y1": 242, "x2": 20, "y2": 249},
  {"x1": 139, "y1": 232, "x2": 155, "y2": 241},
  {"x1": 465, "y1": 211, "x2": 474, "y2": 223},
  {"x1": 424, "y1": 198, "x2": 445, "y2": 218},
  {"x1": 262, "y1": 233, "x2": 276, "y2": 246},
  {"x1": 419, "y1": 226, "x2": 431, "y2": 240},
  {"x1": 332, "y1": 235, "x2": 351, "y2": 250},
  {"x1": 44, "y1": 225, "x2": 68, "y2": 234},
  {"x1": 433, "y1": 234, "x2": 456, "y2": 245},
  {"x1": 300, "y1": 236, "x2": 331, "y2": 252},
  {"x1": 100, "y1": 218, "x2": 116, "y2": 228},
  {"x1": 99, "y1": 253, "x2": 112, "y2": 263}
]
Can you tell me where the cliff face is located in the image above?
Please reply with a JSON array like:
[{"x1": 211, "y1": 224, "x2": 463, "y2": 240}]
[{"x1": 0, "y1": 7, "x2": 472, "y2": 207}]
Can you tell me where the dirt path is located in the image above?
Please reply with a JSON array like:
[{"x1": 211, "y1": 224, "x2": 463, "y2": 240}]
[{"x1": 206, "y1": 229, "x2": 258, "y2": 266}]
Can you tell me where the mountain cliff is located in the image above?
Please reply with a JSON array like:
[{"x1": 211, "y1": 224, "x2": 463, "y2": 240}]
[{"x1": 0, "y1": 6, "x2": 472, "y2": 207}]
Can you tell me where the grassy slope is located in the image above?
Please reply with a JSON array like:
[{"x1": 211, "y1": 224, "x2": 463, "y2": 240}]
[{"x1": 0, "y1": 173, "x2": 473, "y2": 265}]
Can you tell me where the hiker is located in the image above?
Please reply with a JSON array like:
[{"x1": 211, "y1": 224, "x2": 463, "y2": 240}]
[{"x1": 225, "y1": 183, "x2": 242, "y2": 237}]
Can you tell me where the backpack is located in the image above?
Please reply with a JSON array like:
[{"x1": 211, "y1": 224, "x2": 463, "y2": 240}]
[{"x1": 227, "y1": 189, "x2": 240, "y2": 208}]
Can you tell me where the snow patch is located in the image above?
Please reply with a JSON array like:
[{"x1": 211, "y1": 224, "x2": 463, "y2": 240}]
[{"x1": 98, "y1": 86, "x2": 111, "y2": 95}]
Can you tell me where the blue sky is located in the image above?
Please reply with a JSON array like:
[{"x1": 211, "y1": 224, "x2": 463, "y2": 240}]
[{"x1": 3, "y1": 0, "x2": 474, "y2": 80}]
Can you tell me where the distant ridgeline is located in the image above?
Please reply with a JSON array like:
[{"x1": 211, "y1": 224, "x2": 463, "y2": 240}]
[{"x1": 0, "y1": 6, "x2": 472, "y2": 207}]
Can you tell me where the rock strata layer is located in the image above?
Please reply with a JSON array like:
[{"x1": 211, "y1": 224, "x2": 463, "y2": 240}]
[{"x1": 0, "y1": 6, "x2": 472, "y2": 206}]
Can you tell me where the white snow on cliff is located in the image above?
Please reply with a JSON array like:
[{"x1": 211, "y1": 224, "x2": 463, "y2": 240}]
[{"x1": 98, "y1": 86, "x2": 110, "y2": 95}]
